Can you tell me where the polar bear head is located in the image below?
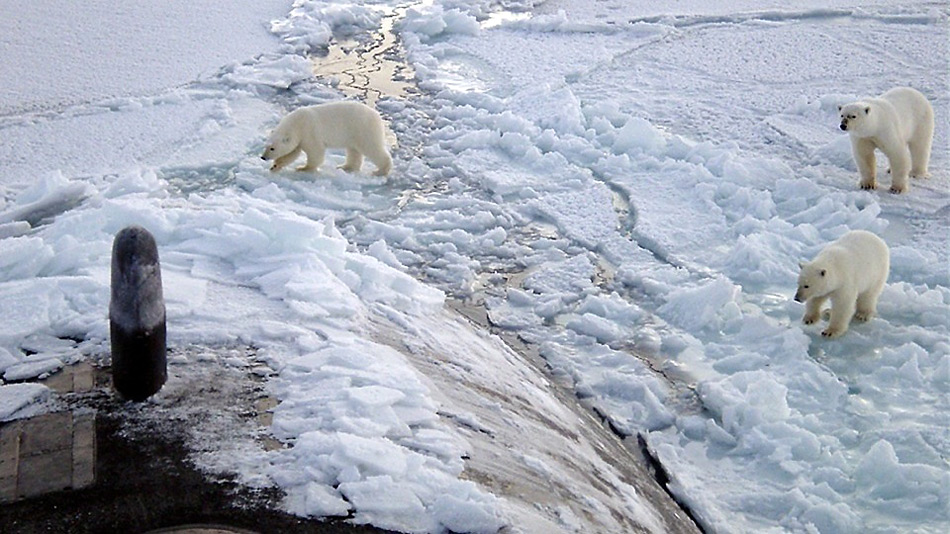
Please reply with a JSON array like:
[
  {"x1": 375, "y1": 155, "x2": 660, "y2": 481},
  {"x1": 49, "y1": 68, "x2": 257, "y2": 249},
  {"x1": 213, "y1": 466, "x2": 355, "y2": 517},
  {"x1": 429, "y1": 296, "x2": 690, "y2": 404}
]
[
  {"x1": 794, "y1": 260, "x2": 836, "y2": 303},
  {"x1": 837, "y1": 102, "x2": 873, "y2": 135},
  {"x1": 261, "y1": 130, "x2": 298, "y2": 161}
]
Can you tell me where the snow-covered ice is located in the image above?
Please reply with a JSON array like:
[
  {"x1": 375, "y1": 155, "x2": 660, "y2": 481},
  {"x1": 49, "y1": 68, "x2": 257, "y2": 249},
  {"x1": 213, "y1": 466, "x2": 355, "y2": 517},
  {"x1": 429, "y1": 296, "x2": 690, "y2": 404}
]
[{"x1": 0, "y1": 0, "x2": 947, "y2": 533}]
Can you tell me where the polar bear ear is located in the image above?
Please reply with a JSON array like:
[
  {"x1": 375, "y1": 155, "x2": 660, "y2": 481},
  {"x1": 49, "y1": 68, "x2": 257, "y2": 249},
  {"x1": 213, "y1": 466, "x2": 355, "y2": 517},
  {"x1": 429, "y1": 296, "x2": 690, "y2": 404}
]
[
  {"x1": 798, "y1": 260, "x2": 806, "y2": 269},
  {"x1": 837, "y1": 105, "x2": 842, "y2": 112},
  {"x1": 819, "y1": 269, "x2": 826, "y2": 277},
  {"x1": 863, "y1": 107, "x2": 870, "y2": 115}
]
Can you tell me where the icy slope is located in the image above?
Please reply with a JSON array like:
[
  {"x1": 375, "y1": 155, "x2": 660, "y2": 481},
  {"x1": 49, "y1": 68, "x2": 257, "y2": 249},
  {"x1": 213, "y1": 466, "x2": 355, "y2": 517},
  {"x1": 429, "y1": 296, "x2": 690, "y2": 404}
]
[{"x1": 359, "y1": 1, "x2": 949, "y2": 533}]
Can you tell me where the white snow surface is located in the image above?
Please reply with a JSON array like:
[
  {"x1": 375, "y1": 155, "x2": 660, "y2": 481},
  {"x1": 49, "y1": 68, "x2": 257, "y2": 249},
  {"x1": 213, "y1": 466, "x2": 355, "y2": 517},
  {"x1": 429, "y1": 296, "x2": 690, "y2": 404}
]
[{"x1": 1, "y1": 0, "x2": 948, "y2": 533}]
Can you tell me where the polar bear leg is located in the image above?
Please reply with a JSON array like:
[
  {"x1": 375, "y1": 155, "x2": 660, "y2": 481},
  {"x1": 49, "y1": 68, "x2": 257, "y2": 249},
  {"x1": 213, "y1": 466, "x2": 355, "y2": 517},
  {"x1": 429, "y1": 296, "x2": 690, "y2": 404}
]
[
  {"x1": 884, "y1": 145, "x2": 911, "y2": 194},
  {"x1": 909, "y1": 125, "x2": 933, "y2": 178},
  {"x1": 803, "y1": 295, "x2": 827, "y2": 325},
  {"x1": 339, "y1": 148, "x2": 364, "y2": 173},
  {"x1": 365, "y1": 145, "x2": 393, "y2": 177},
  {"x1": 852, "y1": 138, "x2": 877, "y2": 190},
  {"x1": 298, "y1": 146, "x2": 325, "y2": 172},
  {"x1": 359, "y1": 138, "x2": 392, "y2": 176},
  {"x1": 271, "y1": 146, "x2": 302, "y2": 172},
  {"x1": 372, "y1": 155, "x2": 393, "y2": 177},
  {"x1": 854, "y1": 290, "x2": 880, "y2": 322},
  {"x1": 823, "y1": 291, "x2": 856, "y2": 338}
]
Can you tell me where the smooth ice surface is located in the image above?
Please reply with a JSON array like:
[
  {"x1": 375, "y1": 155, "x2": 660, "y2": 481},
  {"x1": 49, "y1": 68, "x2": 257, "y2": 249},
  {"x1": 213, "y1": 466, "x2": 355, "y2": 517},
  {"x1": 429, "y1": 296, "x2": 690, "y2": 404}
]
[
  {"x1": 1, "y1": 0, "x2": 947, "y2": 533},
  {"x1": 0, "y1": 0, "x2": 291, "y2": 116}
]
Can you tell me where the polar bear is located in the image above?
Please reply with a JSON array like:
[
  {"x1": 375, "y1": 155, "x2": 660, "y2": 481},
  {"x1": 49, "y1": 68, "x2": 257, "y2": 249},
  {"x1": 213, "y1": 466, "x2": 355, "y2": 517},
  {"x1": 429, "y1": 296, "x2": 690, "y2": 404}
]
[
  {"x1": 794, "y1": 230, "x2": 889, "y2": 338},
  {"x1": 261, "y1": 101, "x2": 392, "y2": 176},
  {"x1": 838, "y1": 87, "x2": 934, "y2": 194}
]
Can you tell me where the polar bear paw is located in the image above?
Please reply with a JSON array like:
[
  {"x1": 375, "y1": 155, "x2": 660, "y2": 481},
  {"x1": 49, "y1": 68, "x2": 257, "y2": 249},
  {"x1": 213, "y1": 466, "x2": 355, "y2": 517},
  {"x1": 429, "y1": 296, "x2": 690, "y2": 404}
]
[{"x1": 821, "y1": 327, "x2": 845, "y2": 338}]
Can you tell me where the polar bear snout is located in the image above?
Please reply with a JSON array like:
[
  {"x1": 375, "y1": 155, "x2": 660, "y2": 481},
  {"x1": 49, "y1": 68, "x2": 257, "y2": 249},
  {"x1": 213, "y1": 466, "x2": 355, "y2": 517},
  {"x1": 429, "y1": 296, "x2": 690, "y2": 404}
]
[
  {"x1": 839, "y1": 121, "x2": 849, "y2": 131},
  {"x1": 793, "y1": 291, "x2": 804, "y2": 303}
]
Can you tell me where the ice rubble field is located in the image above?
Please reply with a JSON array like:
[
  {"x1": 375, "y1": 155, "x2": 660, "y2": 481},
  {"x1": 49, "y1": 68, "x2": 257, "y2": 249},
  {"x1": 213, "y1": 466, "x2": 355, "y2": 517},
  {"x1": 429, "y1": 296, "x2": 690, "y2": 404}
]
[{"x1": 0, "y1": 0, "x2": 948, "y2": 533}]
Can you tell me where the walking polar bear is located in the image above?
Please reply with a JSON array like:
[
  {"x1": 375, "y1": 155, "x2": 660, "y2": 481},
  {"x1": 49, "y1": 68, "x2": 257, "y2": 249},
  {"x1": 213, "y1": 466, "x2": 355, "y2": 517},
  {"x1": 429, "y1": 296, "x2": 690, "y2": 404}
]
[
  {"x1": 262, "y1": 101, "x2": 392, "y2": 176},
  {"x1": 794, "y1": 230, "x2": 890, "y2": 338},
  {"x1": 838, "y1": 87, "x2": 934, "y2": 194}
]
